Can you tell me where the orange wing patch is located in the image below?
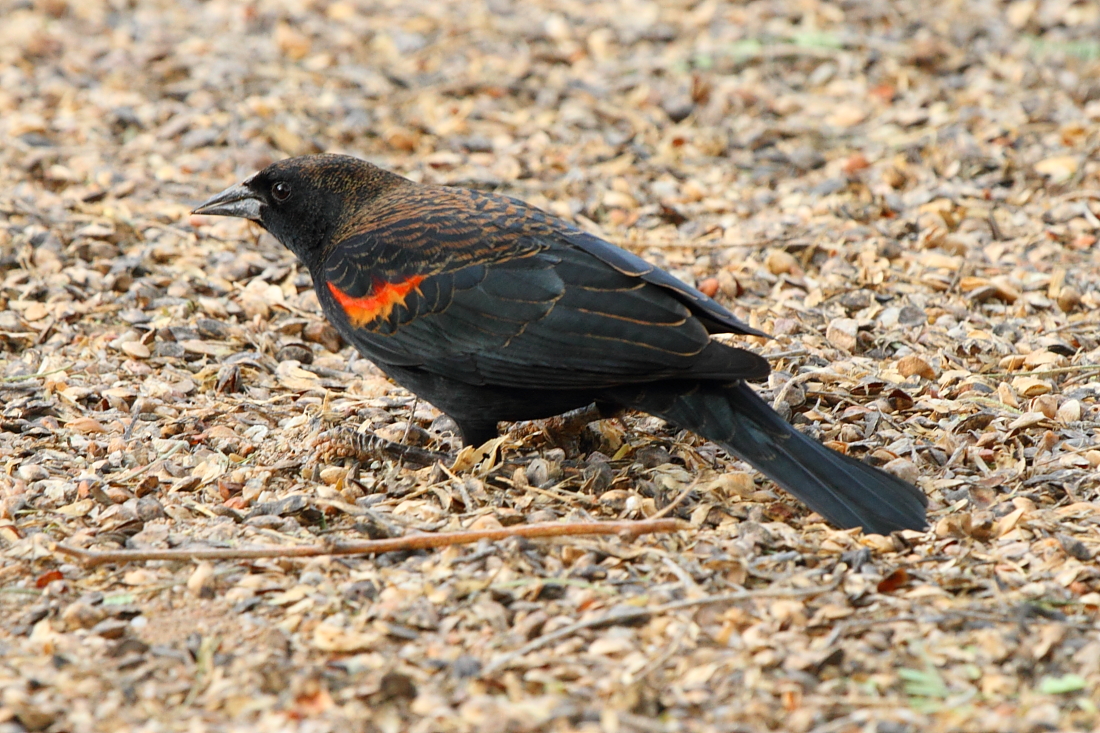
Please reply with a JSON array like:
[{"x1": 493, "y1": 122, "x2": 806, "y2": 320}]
[{"x1": 328, "y1": 276, "x2": 424, "y2": 327}]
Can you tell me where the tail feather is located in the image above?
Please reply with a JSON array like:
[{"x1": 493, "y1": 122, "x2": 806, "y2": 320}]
[{"x1": 612, "y1": 381, "x2": 928, "y2": 534}]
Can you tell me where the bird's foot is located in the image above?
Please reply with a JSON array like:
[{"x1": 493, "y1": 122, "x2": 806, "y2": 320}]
[
  {"x1": 510, "y1": 403, "x2": 606, "y2": 448},
  {"x1": 312, "y1": 426, "x2": 453, "y2": 468}
]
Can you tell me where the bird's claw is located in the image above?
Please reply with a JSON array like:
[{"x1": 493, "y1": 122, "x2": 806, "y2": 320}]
[
  {"x1": 312, "y1": 426, "x2": 453, "y2": 468},
  {"x1": 510, "y1": 403, "x2": 606, "y2": 448}
]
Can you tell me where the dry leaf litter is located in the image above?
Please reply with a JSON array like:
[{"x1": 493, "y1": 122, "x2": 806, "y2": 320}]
[{"x1": 2, "y1": 0, "x2": 1100, "y2": 731}]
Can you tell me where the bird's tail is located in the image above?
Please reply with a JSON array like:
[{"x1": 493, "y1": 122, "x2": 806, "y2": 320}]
[{"x1": 611, "y1": 381, "x2": 928, "y2": 534}]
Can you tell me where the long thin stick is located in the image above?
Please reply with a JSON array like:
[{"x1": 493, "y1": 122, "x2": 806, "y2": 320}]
[
  {"x1": 55, "y1": 519, "x2": 683, "y2": 567},
  {"x1": 982, "y1": 364, "x2": 1100, "y2": 379},
  {"x1": 483, "y1": 578, "x2": 841, "y2": 674},
  {"x1": 649, "y1": 477, "x2": 700, "y2": 520},
  {"x1": 0, "y1": 363, "x2": 73, "y2": 383}
]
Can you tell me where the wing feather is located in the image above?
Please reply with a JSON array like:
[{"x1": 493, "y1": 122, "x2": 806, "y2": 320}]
[{"x1": 318, "y1": 186, "x2": 769, "y2": 387}]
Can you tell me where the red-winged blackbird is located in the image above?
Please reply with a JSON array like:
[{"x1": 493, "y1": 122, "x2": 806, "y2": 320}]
[{"x1": 194, "y1": 154, "x2": 927, "y2": 534}]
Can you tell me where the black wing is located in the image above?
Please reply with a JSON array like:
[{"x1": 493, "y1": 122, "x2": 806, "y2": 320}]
[{"x1": 318, "y1": 186, "x2": 768, "y2": 389}]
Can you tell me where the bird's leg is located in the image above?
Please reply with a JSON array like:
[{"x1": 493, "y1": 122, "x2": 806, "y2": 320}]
[
  {"x1": 511, "y1": 403, "x2": 614, "y2": 447},
  {"x1": 312, "y1": 426, "x2": 454, "y2": 468}
]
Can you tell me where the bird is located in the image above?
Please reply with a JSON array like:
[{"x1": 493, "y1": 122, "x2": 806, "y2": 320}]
[{"x1": 193, "y1": 154, "x2": 927, "y2": 534}]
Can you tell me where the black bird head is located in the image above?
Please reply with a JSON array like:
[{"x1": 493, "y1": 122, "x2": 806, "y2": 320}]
[{"x1": 192, "y1": 154, "x2": 406, "y2": 268}]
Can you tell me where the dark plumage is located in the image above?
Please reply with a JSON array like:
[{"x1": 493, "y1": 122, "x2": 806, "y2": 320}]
[{"x1": 193, "y1": 154, "x2": 928, "y2": 534}]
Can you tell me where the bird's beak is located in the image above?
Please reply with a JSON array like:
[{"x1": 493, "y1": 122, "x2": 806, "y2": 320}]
[{"x1": 192, "y1": 183, "x2": 263, "y2": 221}]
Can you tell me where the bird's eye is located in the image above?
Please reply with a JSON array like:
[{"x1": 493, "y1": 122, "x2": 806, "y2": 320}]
[{"x1": 271, "y1": 181, "x2": 292, "y2": 202}]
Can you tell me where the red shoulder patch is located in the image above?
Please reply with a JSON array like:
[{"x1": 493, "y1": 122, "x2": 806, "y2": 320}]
[{"x1": 327, "y1": 275, "x2": 424, "y2": 328}]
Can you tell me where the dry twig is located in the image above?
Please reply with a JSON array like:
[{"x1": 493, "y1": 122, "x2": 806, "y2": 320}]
[
  {"x1": 483, "y1": 577, "x2": 842, "y2": 674},
  {"x1": 55, "y1": 519, "x2": 683, "y2": 567}
]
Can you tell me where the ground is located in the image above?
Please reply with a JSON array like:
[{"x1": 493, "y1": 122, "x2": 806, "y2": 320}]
[{"x1": 2, "y1": 0, "x2": 1100, "y2": 731}]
